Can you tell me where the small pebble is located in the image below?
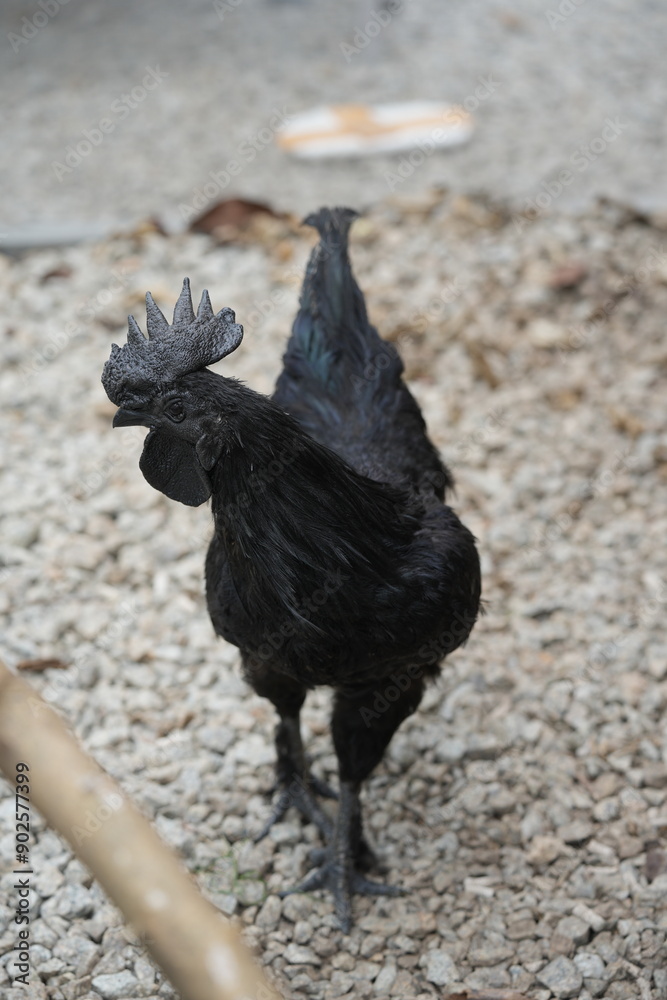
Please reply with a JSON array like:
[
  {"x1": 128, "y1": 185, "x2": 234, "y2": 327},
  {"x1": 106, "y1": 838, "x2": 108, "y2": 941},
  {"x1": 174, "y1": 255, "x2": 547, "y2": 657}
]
[
  {"x1": 537, "y1": 956, "x2": 583, "y2": 999},
  {"x1": 91, "y1": 970, "x2": 140, "y2": 1000},
  {"x1": 373, "y1": 963, "x2": 397, "y2": 994},
  {"x1": 284, "y1": 944, "x2": 321, "y2": 966},
  {"x1": 574, "y1": 951, "x2": 606, "y2": 979},
  {"x1": 424, "y1": 950, "x2": 459, "y2": 987}
]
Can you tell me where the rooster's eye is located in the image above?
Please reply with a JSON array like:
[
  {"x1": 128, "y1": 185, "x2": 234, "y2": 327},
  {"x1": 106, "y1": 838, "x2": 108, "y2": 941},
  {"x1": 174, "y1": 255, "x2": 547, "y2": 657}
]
[{"x1": 165, "y1": 399, "x2": 185, "y2": 422}]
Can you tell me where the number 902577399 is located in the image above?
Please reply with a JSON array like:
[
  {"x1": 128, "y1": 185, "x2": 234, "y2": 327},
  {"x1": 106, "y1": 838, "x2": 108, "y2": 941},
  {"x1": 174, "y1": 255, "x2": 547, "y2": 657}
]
[{"x1": 15, "y1": 763, "x2": 30, "y2": 865}]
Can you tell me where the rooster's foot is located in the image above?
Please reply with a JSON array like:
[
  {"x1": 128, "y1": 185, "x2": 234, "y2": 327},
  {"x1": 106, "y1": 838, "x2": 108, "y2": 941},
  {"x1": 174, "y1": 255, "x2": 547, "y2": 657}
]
[
  {"x1": 283, "y1": 778, "x2": 403, "y2": 931},
  {"x1": 255, "y1": 715, "x2": 336, "y2": 840},
  {"x1": 281, "y1": 855, "x2": 403, "y2": 933},
  {"x1": 254, "y1": 774, "x2": 333, "y2": 842},
  {"x1": 309, "y1": 836, "x2": 377, "y2": 872},
  {"x1": 309, "y1": 773, "x2": 338, "y2": 800}
]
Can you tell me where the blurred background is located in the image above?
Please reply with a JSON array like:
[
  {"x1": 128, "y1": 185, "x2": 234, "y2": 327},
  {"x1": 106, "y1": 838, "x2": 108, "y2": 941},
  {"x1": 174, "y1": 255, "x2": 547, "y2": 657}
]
[{"x1": 2, "y1": 0, "x2": 666, "y2": 244}]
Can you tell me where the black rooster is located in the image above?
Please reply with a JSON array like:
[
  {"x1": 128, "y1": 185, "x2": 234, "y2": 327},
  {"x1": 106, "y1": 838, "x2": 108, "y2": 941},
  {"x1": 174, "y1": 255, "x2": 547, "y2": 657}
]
[{"x1": 102, "y1": 208, "x2": 481, "y2": 931}]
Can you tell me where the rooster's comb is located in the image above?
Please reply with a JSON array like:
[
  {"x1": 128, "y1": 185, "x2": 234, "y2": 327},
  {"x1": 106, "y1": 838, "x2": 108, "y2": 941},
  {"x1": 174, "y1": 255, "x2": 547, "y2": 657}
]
[{"x1": 101, "y1": 278, "x2": 243, "y2": 405}]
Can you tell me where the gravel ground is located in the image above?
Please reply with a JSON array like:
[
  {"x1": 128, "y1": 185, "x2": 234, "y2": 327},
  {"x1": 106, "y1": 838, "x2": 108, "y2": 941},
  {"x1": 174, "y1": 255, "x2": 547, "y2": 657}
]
[
  {"x1": 2, "y1": 0, "x2": 667, "y2": 243},
  {"x1": 1, "y1": 193, "x2": 667, "y2": 999}
]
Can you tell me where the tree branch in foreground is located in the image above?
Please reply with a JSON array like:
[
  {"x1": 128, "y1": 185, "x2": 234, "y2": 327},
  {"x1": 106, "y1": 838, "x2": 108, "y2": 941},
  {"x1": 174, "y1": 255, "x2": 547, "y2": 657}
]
[{"x1": 0, "y1": 660, "x2": 283, "y2": 1000}]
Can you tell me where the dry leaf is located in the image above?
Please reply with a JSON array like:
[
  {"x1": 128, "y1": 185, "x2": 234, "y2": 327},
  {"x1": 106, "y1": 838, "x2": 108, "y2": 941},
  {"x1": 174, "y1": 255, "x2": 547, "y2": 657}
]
[
  {"x1": 40, "y1": 266, "x2": 73, "y2": 283},
  {"x1": 16, "y1": 658, "x2": 68, "y2": 672},
  {"x1": 464, "y1": 338, "x2": 500, "y2": 388},
  {"x1": 608, "y1": 406, "x2": 645, "y2": 438},
  {"x1": 190, "y1": 198, "x2": 283, "y2": 236}
]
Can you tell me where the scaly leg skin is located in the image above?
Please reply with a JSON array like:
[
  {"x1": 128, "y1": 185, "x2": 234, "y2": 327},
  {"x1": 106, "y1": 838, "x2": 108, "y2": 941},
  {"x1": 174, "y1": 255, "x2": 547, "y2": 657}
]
[
  {"x1": 281, "y1": 780, "x2": 403, "y2": 933},
  {"x1": 255, "y1": 715, "x2": 335, "y2": 842},
  {"x1": 283, "y1": 676, "x2": 426, "y2": 930}
]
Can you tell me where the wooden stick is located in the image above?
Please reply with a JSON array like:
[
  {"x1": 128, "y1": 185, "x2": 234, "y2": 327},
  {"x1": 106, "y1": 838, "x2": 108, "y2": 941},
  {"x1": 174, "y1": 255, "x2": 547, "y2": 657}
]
[{"x1": 0, "y1": 661, "x2": 283, "y2": 1000}]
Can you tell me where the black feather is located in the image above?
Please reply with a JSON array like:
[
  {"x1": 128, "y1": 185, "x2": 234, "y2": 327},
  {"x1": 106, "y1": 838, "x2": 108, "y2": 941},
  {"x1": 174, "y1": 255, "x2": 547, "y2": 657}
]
[{"x1": 274, "y1": 207, "x2": 452, "y2": 497}]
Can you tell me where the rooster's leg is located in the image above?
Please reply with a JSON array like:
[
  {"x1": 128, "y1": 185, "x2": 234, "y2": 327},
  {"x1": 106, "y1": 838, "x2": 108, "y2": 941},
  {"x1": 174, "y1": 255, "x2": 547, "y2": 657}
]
[
  {"x1": 254, "y1": 714, "x2": 334, "y2": 841},
  {"x1": 282, "y1": 676, "x2": 424, "y2": 931},
  {"x1": 282, "y1": 779, "x2": 403, "y2": 931},
  {"x1": 244, "y1": 655, "x2": 335, "y2": 839}
]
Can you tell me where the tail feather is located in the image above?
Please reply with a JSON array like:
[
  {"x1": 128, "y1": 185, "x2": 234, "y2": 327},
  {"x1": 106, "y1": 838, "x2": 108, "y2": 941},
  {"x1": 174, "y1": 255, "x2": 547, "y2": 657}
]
[
  {"x1": 273, "y1": 206, "x2": 452, "y2": 499},
  {"x1": 281, "y1": 207, "x2": 395, "y2": 393},
  {"x1": 300, "y1": 206, "x2": 361, "y2": 339}
]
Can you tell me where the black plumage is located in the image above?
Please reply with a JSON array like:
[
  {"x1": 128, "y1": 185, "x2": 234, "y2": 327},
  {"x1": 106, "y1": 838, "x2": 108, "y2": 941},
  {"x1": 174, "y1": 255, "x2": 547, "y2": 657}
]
[{"x1": 102, "y1": 207, "x2": 481, "y2": 930}]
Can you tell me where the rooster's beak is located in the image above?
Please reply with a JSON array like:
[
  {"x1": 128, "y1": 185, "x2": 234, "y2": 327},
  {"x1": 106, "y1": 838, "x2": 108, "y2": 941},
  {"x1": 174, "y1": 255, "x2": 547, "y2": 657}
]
[{"x1": 113, "y1": 408, "x2": 153, "y2": 428}]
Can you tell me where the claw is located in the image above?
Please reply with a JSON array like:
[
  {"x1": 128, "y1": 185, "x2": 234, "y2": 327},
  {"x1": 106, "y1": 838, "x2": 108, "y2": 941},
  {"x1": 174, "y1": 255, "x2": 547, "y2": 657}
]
[
  {"x1": 278, "y1": 778, "x2": 404, "y2": 930},
  {"x1": 280, "y1": 857, "x2": 404, "y2": 933},
  {"x1": 255, "y1": 775, "x2": 333, "y2": 842},
  {"x1": 253, "y1": 789, "x2": 292, "y2": 843},
  {"x1": 310, "y1": 773, "x2": 338, "y2": 800},
  {"x1": 309, "y1": 846, "x2": 327, "y2": 866},
  {"x1": 258, "y1": 716, "x2": 336, "y2": 840}
]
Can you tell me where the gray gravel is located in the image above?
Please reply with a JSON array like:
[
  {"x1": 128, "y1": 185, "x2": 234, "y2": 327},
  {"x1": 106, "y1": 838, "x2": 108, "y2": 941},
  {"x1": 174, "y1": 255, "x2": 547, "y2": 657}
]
[
  {"x1": 1, "y1": 0, "x2": 667, "y2": 247},
  {"x1": 1, "y1": 192, "x2": 667, "y2": 998}
]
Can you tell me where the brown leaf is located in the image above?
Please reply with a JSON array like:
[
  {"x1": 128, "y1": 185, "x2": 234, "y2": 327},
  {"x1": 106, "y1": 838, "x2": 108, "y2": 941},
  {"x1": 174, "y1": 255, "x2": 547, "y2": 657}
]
[
  {"x1": 190, "y1": 198, "x2": 283, "y2": 236},
  {"x1": 608, "y1": 406, "x2": 645, "y2": 438},
  {"x1": 40, "y1": 266, "x2": 73, "y2": 283},
  {"x1": 16, "y1": 658, "x2": 68, "y2": 672},
  {"x1": 464, "y1": 339, "x2": 500, "y2": 388}
]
